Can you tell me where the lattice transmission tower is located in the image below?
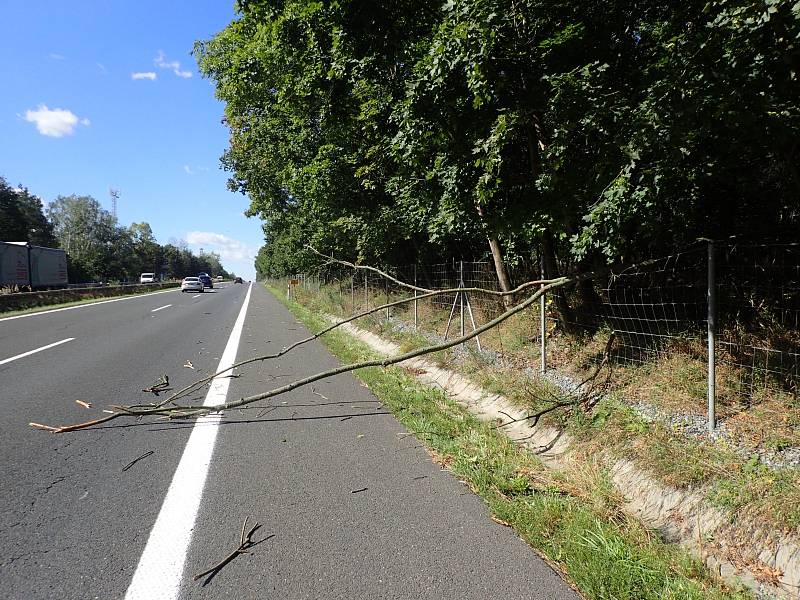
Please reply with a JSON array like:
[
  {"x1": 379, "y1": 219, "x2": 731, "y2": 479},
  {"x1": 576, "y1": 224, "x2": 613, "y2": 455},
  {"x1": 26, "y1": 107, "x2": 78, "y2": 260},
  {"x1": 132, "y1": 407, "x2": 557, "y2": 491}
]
[{"x1": 109, "y1": 188, "x2": 120, "y2": 219}]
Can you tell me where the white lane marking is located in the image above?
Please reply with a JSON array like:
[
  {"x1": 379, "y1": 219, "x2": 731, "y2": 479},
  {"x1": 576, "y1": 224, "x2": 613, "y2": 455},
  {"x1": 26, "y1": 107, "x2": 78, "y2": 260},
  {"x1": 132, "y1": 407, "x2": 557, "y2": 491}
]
[
  {"x1": 0, "y1": 288, "x2": 179, "y2": 323},
  {"x1": 150, "y1": 304, "x2": 172, "y2": 313},
  {"x1": 125, "y1": 283, "x2": 253, "y2": 600},
  {"x1": 191, "y1": 294, "x2": 202, "y2": 298},
  {"x1": 0, "y1": 337, "x2": 75, "y2": 366}
]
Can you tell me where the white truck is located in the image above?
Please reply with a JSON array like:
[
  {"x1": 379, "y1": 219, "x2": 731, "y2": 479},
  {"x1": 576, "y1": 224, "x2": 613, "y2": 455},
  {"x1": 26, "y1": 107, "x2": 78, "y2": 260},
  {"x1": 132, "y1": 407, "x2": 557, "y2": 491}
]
[{"x1": 0, "y1": 241, "x2": 69, "y2": 289}]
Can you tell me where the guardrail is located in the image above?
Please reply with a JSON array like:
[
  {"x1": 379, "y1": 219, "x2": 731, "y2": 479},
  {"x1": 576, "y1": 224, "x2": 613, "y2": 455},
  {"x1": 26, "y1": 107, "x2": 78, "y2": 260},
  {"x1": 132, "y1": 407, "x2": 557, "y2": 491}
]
[{"x1": 0, "y1": 282, "x2": 180, "y2": 313}]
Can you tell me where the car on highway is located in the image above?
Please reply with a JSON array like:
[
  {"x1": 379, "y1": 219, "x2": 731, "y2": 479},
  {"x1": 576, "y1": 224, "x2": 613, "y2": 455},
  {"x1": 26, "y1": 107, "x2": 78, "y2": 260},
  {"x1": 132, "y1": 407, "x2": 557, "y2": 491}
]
[
  {"x1": 140, "y1": 272, "x2": 157, "y2": 284},
  {"x1": 234, "y1": 276, "x2": 243, "y2": 284},
  {"x1": 198, "y1": 273, "x2": 213, "y2": 289},
  {"x1": 181, "y1": 277, "x2": 203, "y2": 293},
  {"x1": 216, "y1": 275, "x2": 223, "y2": 281}
]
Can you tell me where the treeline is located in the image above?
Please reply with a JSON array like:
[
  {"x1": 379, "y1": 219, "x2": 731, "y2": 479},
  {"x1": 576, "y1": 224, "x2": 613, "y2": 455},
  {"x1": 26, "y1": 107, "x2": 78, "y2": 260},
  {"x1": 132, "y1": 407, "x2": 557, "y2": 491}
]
[
  {"x1": 196, "y1": 0, "x2": 800, "y2": 286},
  {"x1": 0, "y1": 177, "x2": 232, "y2": 284}
]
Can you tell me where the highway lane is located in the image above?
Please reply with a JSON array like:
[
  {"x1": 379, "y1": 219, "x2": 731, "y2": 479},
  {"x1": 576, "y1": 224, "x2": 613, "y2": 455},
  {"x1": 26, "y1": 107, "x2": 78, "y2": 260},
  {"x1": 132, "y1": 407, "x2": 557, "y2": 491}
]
[
  {"x1": 1, "y1": 283, "x2": 580, "y2": 599},
  {"x1": 0, "y1": 282, "x2": 251, "y2": 599},
  {"x1": 183, "y1": 286, "x2": 578, "y2": 599}
]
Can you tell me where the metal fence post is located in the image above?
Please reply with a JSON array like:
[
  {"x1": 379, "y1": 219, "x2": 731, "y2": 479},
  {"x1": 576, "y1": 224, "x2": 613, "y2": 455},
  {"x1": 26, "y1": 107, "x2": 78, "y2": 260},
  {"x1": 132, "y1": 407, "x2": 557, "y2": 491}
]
[
  {"x1": 459, "y1": 261, "x2": 465, "y2": 347},
  {"x1": 350, "y1": 276, "x2": 355, "y2": 315},
  {"x1": 385, "y1": 275, "x2": 390, "y2": 322},
  {"x1": 413, "y1": 264, "x2": 418, "y2": 331},
  {"x1": 540, "y1": 268, "x2": 547, "y2": 375},
  {"x1": 364, "y1": 272, "x2": 368, "y2": 309},
  {"x1": 707, "y1": 240, "x2": 716, "y2": 432}
]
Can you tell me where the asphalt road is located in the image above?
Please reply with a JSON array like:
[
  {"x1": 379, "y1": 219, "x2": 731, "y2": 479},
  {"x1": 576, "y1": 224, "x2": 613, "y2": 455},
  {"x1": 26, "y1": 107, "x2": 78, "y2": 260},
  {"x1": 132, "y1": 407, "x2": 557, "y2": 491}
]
[{"x1": 0, "y1": 283, "x2": 580, "y2": 599}]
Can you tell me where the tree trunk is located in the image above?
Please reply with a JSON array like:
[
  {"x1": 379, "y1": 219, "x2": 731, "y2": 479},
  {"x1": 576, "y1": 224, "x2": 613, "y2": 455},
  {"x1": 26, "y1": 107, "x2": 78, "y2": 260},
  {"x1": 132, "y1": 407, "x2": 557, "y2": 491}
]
[
  {"x1": 475, "y1": 205, "x2": 512, "y2": 298},
  {"x1": 487, "y1": 237, "x2": 512, "y2": 293},
  {"x1": 542, "y1": 229, "x2": 578, "y2": 332},
  {"x1": 524, "y1": 118, "x2": 578, "y2": 332}
]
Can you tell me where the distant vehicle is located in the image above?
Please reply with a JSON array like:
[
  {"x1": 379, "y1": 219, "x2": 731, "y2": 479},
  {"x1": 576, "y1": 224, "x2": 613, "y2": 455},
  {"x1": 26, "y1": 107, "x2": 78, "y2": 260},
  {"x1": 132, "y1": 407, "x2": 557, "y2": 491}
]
[
  {"x1": 234, "y1": 276, "x2": 243, "y2": 284},
  {"x1": 1, "y1": 241, "x2": 68, "y2": 289},
  {"x1": 181, "y1": 277, "x2": 203, "y2": 293},
  {"x1": 140, "y1": 273, "x2": 157, "y2": 284},
  {"x1": 216, "y1": 275, "x2": 223, "y2": 281},
  {"x1": 198, "y1": 274, "x2": 213, "y2": 289}
]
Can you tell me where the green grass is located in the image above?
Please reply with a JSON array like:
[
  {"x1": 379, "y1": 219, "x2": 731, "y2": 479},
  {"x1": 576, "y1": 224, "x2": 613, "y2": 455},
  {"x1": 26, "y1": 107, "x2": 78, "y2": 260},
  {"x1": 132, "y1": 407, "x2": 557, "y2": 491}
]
[
  {"x1": 270, "y1": 284, "x2": 751, "y2": 600},
  {"x1": 0, "y1": 286, "x2": 178, "y2": 317},
  {"x1": 291, "y1": 282, "x2": 800, "y2": 536}
]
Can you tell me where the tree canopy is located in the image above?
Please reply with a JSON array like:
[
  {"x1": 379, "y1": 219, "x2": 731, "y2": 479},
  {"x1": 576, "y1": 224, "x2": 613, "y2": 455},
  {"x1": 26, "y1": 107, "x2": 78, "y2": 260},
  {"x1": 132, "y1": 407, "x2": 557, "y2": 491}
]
[{"x1": 199, "y1": 0, "x2": 799, "y2": 282}]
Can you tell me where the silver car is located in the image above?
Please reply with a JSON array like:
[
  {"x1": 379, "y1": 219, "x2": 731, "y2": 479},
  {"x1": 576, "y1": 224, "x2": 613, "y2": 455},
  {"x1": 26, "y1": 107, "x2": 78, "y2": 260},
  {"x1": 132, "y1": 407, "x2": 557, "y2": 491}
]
[{"x1": 181, "y1": 277, "x2": 203, "y2": 293}]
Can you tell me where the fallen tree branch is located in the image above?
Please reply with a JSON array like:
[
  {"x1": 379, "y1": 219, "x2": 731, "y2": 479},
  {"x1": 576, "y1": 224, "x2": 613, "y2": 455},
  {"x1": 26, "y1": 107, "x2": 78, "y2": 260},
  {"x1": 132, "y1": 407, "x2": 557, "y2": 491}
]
[
  {"x1": 31, "y1": 277, "x2": 569, "y2": 433},
  {"x1": 308, "y1": 245, "x2": 549, "y2": 298},
  {"x1": 499, "y1": 332, "x2": 617, "y2": 429},
  {"x1": 144, "y1": 277, "x2": 561, "y2": 411}
]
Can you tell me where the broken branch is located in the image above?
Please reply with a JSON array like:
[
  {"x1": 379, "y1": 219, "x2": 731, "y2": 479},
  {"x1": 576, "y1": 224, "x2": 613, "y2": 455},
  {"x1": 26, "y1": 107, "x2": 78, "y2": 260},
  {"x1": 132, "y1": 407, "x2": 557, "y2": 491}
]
[
  {"x1": 31, "y1": 277, "x2": 569, "y2": 433},
  {"x1": 193, "y1": 517, "x2": 267, "y2": 584}
]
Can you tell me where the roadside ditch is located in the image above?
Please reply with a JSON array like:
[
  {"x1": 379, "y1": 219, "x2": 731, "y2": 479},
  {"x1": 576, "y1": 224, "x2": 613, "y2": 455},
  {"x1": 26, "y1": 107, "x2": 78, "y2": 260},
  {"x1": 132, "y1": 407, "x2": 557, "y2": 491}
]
[{"x1": 332, "y1": 318, "x2": 800, "y2": 600}]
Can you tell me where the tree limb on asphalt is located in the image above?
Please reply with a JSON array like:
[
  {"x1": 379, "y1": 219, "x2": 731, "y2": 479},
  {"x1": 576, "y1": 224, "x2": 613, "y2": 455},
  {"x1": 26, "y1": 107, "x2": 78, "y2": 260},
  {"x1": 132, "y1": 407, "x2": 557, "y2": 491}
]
[
  {"x1": 30, "y1": 276, "x2": 569, "y2": 433},
  {"x1": 143, "y1": 276, "x2": 558, "y2": 410}
]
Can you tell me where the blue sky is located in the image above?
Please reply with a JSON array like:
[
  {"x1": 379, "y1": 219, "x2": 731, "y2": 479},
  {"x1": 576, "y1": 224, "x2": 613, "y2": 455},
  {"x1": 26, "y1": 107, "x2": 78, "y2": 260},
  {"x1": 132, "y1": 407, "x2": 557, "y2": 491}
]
[{"x1": 0, "y1": 1, "x2": 263, "y2": 279}]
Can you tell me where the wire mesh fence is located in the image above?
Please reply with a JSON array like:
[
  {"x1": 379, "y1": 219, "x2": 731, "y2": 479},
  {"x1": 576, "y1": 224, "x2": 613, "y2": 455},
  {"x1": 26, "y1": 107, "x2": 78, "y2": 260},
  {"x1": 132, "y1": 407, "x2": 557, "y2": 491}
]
[
  {"x1": 268, "y1": 241, "x2": 800, "y2": 429},
  {"x1": 716, "y1": 243, "x2": 800, "y2": 407},
  {"x1": 553, "y1": 247, "x2": 708, "y2": 363}
]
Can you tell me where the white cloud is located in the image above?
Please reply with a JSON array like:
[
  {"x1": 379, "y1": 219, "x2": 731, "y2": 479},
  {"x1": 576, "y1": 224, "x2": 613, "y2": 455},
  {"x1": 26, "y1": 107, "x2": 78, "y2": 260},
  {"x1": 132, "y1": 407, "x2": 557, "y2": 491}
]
[
  {"x1": 154, "y1": 50, "x2": 193, "y2": 78},
  {"x1": 132, "y1": 71, "x2": 157, "y2": 81},
  {"x1": 23, "y1": 104, "x2": 89, "y2": 137},
  {"x1": 49, "y1": 53, "x2": 65, "y2": 61},
  {"x1": 186, "y1": 231, "x2": 257, "y2": 263},
  {"x1": 183, "y1": 165, "x2": 195, "y2": 175}
]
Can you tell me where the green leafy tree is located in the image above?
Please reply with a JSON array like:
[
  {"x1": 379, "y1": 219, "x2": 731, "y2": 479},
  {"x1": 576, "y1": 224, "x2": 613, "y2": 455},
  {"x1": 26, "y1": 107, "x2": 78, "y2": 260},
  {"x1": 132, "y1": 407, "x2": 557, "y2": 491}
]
[
  {"x1": 199, "y1": 0, "x2": 800, "y2": 288},
  {"x1": 0, "y1": 178, "x2": 57, "y2": 246}
]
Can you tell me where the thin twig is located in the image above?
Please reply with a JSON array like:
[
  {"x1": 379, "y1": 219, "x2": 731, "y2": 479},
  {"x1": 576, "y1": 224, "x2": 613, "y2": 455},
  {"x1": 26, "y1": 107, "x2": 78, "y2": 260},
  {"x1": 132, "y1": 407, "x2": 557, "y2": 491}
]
[
  {"x1": 193, "y1": 517, "x2": 267, "y2": 584},
  {"x1": 311, "y1": 387, "x2": 329, "y2": 400},
  {"x1": 122, "y1": 450, "x2": 154, "y2": 472}
]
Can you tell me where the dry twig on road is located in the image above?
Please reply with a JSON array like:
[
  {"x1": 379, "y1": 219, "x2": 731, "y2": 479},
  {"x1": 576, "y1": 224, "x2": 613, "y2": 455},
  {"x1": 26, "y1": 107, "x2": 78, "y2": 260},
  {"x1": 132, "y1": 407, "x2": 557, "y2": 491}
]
[
  {"x1": 121, "y1": 450, "x2": 154, "y2": 472},
  {"x1": 193, "y1": 517, "x2": 271, "y2": 585}
]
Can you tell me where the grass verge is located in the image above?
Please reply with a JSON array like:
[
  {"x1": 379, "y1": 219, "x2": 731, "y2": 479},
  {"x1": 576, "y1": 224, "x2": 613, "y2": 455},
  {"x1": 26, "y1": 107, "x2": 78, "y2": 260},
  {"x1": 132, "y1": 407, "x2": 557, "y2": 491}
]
[
  {"x1": 0, "y1": 287, "x2": 179, "y2": 318},
  {"x1": 269, "y1": 284, "x2": 751, "y2": 600},
  {"x1": 295, "y1": 282, "x2": 800, "y2": 535}
]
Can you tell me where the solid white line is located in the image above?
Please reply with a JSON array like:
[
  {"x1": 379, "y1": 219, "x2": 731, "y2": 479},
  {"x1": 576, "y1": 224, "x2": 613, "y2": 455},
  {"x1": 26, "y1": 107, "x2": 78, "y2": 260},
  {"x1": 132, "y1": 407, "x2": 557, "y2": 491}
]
[
  {"x1": 125, "y1": 283, "x2": 253, "y2": 600},
  {"x1": 0, "y1": 337, "x2": 75, "y2": 366},
  {"x1": 191, "y1": 294, "x2": 202, "y2": 298},
  {"x1": 150, "y1": 304, "x2": 172, "y2": 313},
  {"x1": 0, "y1": 288, "x2": 179, "y2": 323}
]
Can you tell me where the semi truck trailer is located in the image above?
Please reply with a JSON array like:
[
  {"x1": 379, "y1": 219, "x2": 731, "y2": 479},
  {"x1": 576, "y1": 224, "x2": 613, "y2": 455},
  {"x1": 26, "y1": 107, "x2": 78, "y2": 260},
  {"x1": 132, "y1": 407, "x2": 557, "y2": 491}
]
[{"x1": 0, "y1": 241, "x2": 68, "y2": 289}]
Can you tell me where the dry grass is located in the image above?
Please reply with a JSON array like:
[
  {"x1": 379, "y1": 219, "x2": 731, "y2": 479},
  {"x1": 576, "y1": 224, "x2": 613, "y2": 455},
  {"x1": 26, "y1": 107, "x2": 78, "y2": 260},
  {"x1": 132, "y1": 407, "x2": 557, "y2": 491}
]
[{"x1": 296, "y1": 280, "x2": 800, "y2": 533}]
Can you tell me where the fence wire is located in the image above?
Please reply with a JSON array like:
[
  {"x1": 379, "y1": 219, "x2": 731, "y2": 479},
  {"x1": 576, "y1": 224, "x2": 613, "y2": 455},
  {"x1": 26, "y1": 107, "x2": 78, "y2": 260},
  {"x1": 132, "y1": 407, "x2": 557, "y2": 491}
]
[
  {"x1": 270, "y1": 241, "x2": 800, "y2": 416},
  {"x1": 717, "y1": 243, "x2": 800, "y2": 405}
]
